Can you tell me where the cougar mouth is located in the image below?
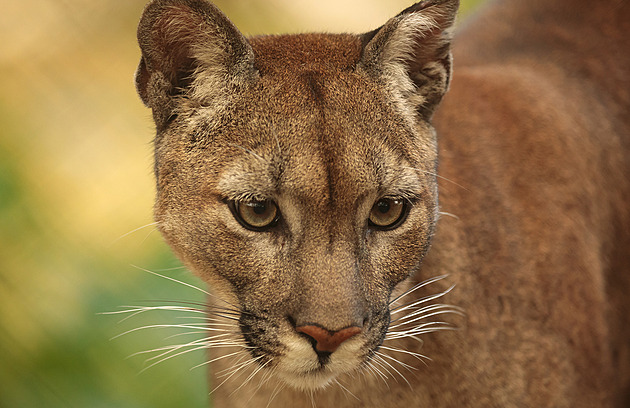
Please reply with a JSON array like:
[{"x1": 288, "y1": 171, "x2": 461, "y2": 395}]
[
  {"x1": 273, "y1": 335, "x2": 370, "y2": 390},
  {"x1": 225, "y1": 276, "x2": 461, "y2": 391},
  {"x1": 237, "y1": 308, "x2": 390, "y2": 390}
]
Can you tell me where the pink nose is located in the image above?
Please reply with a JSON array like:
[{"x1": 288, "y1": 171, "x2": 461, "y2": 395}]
[{"x1": 296, "y1": 325, "x2": 362, "y2": 353}]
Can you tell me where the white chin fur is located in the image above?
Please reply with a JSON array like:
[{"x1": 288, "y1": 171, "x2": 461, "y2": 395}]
[
  {"x1": 275, "y1": 368, "x2": 336, "y2": 391},
  {"x1": 273, "y1": 336, "x2": 365, "y2": 391}
]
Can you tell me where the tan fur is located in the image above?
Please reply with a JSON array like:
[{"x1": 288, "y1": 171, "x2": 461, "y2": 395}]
[{"x1": 135, "y1": 0, "x2": 630, "y2": 406}]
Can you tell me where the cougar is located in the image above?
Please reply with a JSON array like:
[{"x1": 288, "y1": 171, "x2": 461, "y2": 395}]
[{"x1": 134, "y1": 0, "x2": 630, "y2": 406}]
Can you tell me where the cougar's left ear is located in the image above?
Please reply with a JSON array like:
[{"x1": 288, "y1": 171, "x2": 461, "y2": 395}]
[{"x1": 359, "y1": 0, "x2": 459, "y2": 119}]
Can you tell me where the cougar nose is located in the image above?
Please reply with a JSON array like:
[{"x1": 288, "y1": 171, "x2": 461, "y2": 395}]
[{"x1": 296, "y1": 325, "x2": 362, "y2": 353}]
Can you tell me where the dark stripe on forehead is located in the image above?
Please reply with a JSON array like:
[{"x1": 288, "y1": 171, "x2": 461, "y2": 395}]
[
  {"x1": 300, "y1": 70, "x2": 335, "y2": 206},
  {"x1": 301, "y1": 71, "x2": 337, "y2": 249},
  {"x1": 302, "y1": 71, "x2": 326, "y2": 107}
]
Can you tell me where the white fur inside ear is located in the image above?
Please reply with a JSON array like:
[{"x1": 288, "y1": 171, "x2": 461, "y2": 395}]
[
  {"x1": 144, "y1": 3, "x2": 256, "y2": 114},
  {"x1": 361, "y1": 5, "x2": 455, "y2": 126},
  {"x1": 380, "y1": 12, "x2": 441, "y2": 88},
  {"x1": 380, "y1": 14, "x2": 441, "y2": 128},
  {"x1": 189, "y1": 42, "x2": 232, "y2": 105}
]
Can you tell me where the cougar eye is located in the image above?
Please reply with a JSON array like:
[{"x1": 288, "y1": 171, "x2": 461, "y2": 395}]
[
  {"x1": 230, "y1": 200, "x2": 280, "y2": 231},
  {"x1": 368, "y1": 198, "x2": 408, "y2": 230}
]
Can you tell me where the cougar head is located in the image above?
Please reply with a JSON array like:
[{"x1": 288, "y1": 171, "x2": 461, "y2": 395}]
[{"x1": 135, "y1": 0, "x2": 458, "y2": 390}]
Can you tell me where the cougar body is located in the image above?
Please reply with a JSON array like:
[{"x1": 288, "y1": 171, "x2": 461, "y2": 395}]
[{"x1": 134, "y1": 0, "x2": 630, "y2": 406}]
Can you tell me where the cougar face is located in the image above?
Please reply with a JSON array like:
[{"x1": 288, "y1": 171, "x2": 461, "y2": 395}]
[{"x1": 136, "y1": 0, "x2": 457, "y2": 390}]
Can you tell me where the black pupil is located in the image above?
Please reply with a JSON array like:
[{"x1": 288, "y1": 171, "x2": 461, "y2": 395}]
[
  {"x1": 376, "y1": 200, "x2": 391, "y2": 214},
  {"x1": 252, "y1": 202, "x2": 267, "y2": 215}
]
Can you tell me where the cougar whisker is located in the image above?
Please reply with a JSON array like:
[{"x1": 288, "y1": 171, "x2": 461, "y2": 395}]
[
  {"x1": 370, "y1": 354, "x2": 399, "y2": 384},
  {"x1": 373, "y1": 353, "x2": 414, "y2": 390},
  {"x1": 362, "y1": 359, "x2": 389, "y2": 386},
  {"x1": 210, "y1": 355, "x2": 265, "y2": 395},
  {"x1": 334, "y1": 379, "x2": 361, "y2": 402},
  {"x1": 139, "y1": 343, "x2": 216, "y2": 373},
  {"x1": 230, "y1": 359, "x2": 272, "y2": 396},
  {"x1": 378, "y1": 345, "x2": 430, "y2": 362},
  {"x1": 389, "y1": 274, "x2": 450, "y2": 306},
  {"x1": 390, "y1": 304, "x2": 465, "y2": 327},
  {"x1": 110, "y1": 221, "x2": 160, "y2": 246},
  {"x1": 191, "y1": 350, "x2": 249, "y2": 370},
  {"x1": 264, "y1": 382, "x2": 286, "y2": 408},
  {"x1": 402, "y1": 166, "x2": 470, "y2": 191}
]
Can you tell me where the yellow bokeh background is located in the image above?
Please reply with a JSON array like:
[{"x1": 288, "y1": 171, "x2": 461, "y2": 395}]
[{"x1": 0, "y1": 1, "x2": 483, "y2": 406}]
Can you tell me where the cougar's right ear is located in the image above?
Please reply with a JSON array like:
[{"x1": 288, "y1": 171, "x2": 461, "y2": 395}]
[{"x1": 135, "y1": 0, "x2": 256, "y2": 129}]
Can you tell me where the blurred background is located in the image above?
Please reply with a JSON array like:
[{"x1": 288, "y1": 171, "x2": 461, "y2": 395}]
[{"x1": 0, "y1": 0, "x2": 483, "y2": 407}]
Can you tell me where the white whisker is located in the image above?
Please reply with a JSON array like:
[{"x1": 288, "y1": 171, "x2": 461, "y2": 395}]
[
  {"x1": 378, "y1": 345, "x2": 430, "y2": 363},
  {"x1": 191, "y1": 350, "x2": 250, "y2": 370},
  {"x1": 402, "y1": 166, "x2": 470, "y2": 191},
  {"x1": 140, "y1": 335, "x2": 245, "y2": 360},
  {"x1": 383, "y1": 274, "x2": 463, "y2": 378},
  {"x1": 110, "y1": 222, "x2": 159, "y2": 245},
  {"x1": 215, "y1": 355, "x2": 262, "y2": 378},
  {"x1": 334, "y1": 379, "x2": 360, "y2": 402},
  {"x1": 265, "y1": 382, "x2": 286, "y2": 408},
  {"x1": 152, "y1": 266, "x2": 188, "y2": 272},
  {"x1": 391, "y1": 285, "x2": 457, "y2": 315},
  {"x1": 389, "y1": 274, "x2": 449, "y2": 306},
  {"x1": 438, "y1": 211, "x2": 460, "y2": 220},
  {"x1": 177, "y1": 315, "x2": 237, "y2": 325},
  {"x1": 211, "y1": 356, "x2": 264, "y2": 394},
  {"x1": 139, "y1": 226, "x2": 159, "y2": 245},
  {"x1": 131, "y1": 337, "x2": 211, "y2": 358},
  {"x1": 308, "y1": 388, "x2": 316, "y2": 408},
  {"x1": 231, "y1": 359, "x2": 271, "y2": 396},
  {"x1": 366, "y1": 360, "x2": 390, "y2": 387},
  {"x1": 371, "y1": 355, "x2": 395, "y2": 380},
  {"x1": 386, "y1": 323, "x2": 460, "y2": 340},
  {"x1": 373, "y1": 354, "x2": 411, "y2": 388},
  {"x1": 130, "y1": 265, "x2": 211, "y2": 296},
  {"x1": 139, "y1": 343, "x2": 211, "y2": 372},
  {"x1": 376, "y1": 351, "x2": 417, "y2": 372},
  {"x1": 103, "y1": 305, "x2": 205, "y2": 324},
  {"x1": 248, "y1": 364, "x2": 276, "y2": 402},
  {"x1": 111, "y1": 323, "x2": 235, "y2": 341},
  {"x1": 128, "y1": 266, "x2": 249, "y2": 318},
  {"x1": 390, "y1": 304, "x2": 465, "y2": 327}
]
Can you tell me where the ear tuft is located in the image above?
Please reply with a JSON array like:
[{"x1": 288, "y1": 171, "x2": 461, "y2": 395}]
[
  {"x1": 360, "y1": 0, "x2": 459, "y2": 120},
  {"x1": 135, "y1": 0, "x2": 256, "y2": 129}
]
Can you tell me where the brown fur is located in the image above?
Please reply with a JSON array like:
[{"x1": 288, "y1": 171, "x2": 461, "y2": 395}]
[{"x1": 135, "y1": 0, "x2": 630, "y2": 406}]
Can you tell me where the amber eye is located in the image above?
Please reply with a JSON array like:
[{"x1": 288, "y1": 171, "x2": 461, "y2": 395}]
[
  {"x1": 230, "y1": 200, "x2": 280, "y2": 231},
  {"x1": 368, "y1": 198, "x2": 408, "y2": 230}
]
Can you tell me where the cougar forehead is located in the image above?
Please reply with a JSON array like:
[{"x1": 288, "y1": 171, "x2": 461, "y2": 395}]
[
  {"x1": 250, "y1": 33, "x2": 363, "y2": 75},
  {"x1": 185, "y1": 34, "x2": 438, "y2": 207}
]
